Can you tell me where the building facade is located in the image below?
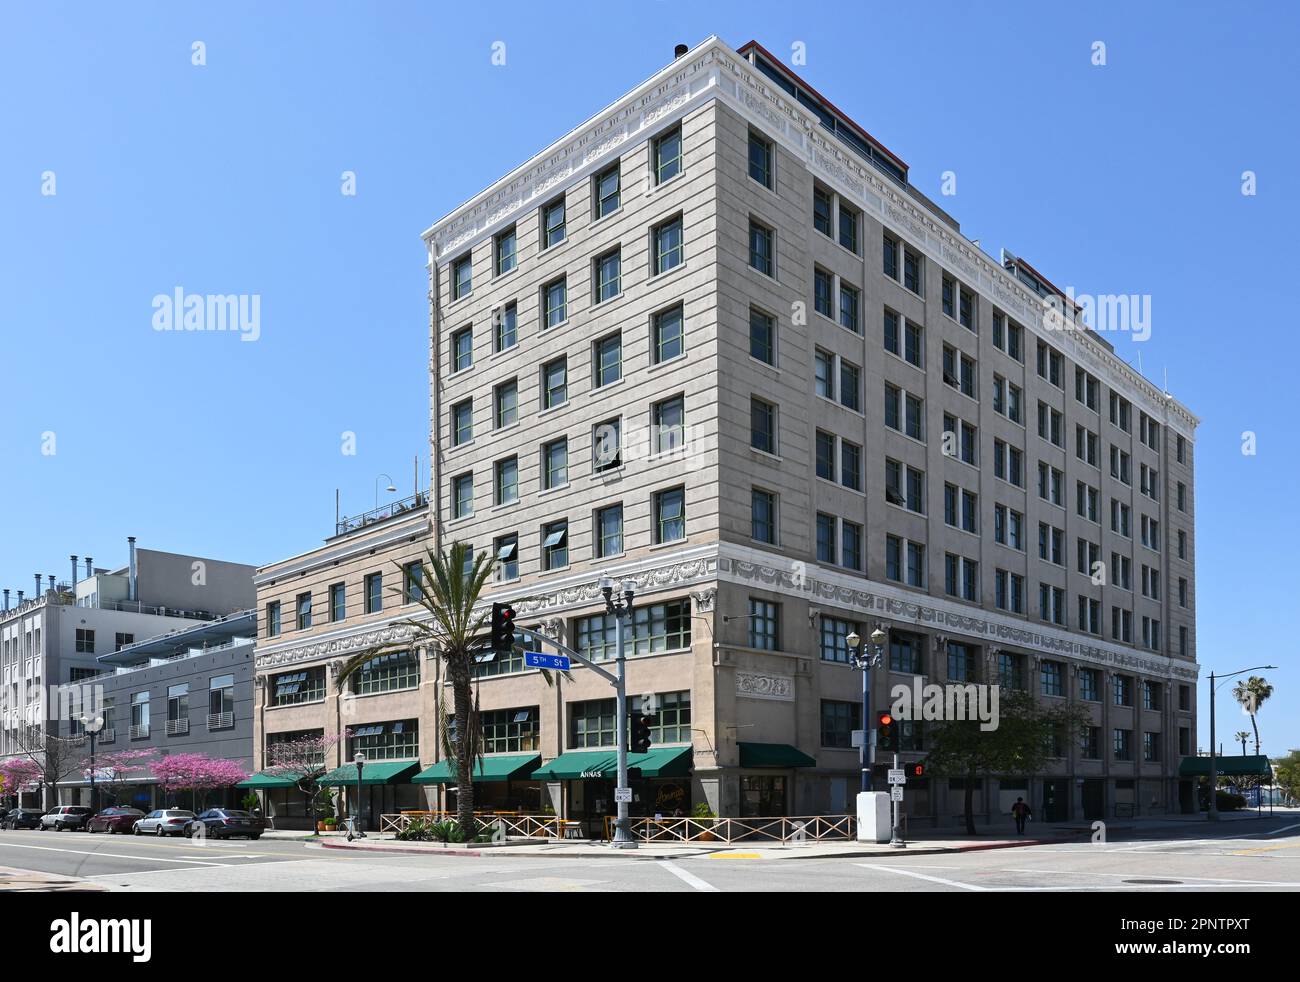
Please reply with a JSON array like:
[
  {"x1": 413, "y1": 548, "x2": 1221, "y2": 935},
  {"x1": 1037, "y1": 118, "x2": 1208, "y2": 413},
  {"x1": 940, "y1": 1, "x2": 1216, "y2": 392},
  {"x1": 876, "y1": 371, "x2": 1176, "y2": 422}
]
[
  {"x1": 250, "y1": 36, "x2": 1199, "y2": 834},
  {"x1": 1, "y1": 541, "x2": 256, "y2": 808}
]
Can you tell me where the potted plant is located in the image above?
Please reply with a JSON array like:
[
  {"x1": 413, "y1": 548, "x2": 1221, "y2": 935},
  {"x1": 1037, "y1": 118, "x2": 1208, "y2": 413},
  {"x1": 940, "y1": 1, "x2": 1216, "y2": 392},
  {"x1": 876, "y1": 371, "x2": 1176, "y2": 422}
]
[
  {"x1": 322, "y1": 816, "x2": 339, "y2": 832},
  {"x1": 692, "y1": 801, "x2": 717, "y2": 841}
]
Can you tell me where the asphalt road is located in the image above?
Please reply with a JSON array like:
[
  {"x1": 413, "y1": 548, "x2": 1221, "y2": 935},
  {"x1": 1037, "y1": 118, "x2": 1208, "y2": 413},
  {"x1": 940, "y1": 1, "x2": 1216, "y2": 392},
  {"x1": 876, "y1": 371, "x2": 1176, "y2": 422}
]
[{"x1": 1, "y1": 816, "x2": 1297, "y2": 892}]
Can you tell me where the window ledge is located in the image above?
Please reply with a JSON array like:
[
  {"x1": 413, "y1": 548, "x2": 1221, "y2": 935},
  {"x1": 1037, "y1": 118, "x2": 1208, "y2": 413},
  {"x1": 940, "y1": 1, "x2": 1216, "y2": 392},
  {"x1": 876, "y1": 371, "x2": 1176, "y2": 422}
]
[
  {"x1": 538, "y1": 401, "x2": 570, "y2": 420},
  {"x1": 647, "y1": 353, "x2": 688, "y2": 374},
  {"x1": 647, "y1": 260, "x2": 688, "y2": 284}
]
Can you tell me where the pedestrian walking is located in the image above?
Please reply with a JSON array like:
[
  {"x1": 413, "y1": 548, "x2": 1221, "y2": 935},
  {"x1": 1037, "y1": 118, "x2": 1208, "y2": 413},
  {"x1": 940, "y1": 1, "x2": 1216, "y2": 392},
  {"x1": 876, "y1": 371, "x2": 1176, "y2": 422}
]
[{"x1": 1011, "y1": 797, "x2": 1032, "y2": 836}]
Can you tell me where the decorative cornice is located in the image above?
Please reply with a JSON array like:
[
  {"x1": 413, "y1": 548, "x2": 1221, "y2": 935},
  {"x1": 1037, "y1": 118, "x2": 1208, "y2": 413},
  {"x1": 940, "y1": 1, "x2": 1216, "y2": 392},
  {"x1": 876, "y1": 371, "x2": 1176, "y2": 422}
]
[
  {"x1": 718, "y1": 543, "x2": 1198, "y2": 682},
  {"x1": 256, "y1": 623, "x2": 416, "y2": 671},
  {"x1": 508, "y1": 554, "x2": 718, "y2": 619},
  {"x1": 255, "y1": 513, "x2": 430, "y2": 584}
]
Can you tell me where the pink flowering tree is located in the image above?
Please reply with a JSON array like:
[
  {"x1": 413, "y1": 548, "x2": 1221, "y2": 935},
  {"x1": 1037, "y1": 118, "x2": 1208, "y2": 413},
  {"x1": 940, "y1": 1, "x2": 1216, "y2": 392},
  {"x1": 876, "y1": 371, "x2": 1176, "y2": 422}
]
[
  {"x1": 86, "y1": 750, "x2": 157, "y2": 807},
  {"x1": 151, "y1": 753, "x2": 249, "y2": 811},
  {"x1": 0, "y1": 758, "x2": 43, "y2": 807}
]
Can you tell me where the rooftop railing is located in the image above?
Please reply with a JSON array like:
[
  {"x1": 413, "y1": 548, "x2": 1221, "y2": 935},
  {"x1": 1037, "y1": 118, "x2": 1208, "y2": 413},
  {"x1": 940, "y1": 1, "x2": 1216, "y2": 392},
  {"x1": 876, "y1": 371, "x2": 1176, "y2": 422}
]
[{"x1": 334, "y1": 491, "x2": 429, "y2": 537}]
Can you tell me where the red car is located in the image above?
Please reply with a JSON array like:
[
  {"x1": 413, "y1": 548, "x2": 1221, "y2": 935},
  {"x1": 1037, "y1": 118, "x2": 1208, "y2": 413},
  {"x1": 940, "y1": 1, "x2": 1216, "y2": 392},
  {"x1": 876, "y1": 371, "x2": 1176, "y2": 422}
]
[{"x1": 86, "y1": 806, "x2": 146, "y2": 834}]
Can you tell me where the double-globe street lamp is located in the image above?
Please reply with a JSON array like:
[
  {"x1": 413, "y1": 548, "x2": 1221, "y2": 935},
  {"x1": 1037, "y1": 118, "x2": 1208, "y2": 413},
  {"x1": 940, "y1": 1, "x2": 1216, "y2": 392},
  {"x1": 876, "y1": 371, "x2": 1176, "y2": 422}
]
[
  {"x1": 351, "y1": 752, "x2": 367, "y2": 839},
  {"x1": 599, "y1": 574, "x2": 637, "y2": 849},
  {"x1": 845, "y1": 626, "x2": 888, "y2": 793},
  {"x1": 1206, "y1": 665, "x2": 1276, "y2": 821}
]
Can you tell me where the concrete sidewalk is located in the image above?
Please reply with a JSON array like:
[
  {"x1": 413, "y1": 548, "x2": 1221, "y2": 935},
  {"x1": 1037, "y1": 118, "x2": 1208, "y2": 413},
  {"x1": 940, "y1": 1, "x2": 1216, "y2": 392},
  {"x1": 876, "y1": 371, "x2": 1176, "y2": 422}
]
[{"x1": 0, "y1": 865, "x2": 108, "y2": 892}]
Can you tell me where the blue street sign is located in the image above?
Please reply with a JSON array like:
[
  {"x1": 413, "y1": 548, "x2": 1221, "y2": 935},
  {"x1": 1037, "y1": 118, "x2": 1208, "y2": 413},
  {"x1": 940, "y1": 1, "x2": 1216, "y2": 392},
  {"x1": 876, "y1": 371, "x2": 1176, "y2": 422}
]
[{"x1": 524, "y1": 651, "x2": 570, "y2": 671}]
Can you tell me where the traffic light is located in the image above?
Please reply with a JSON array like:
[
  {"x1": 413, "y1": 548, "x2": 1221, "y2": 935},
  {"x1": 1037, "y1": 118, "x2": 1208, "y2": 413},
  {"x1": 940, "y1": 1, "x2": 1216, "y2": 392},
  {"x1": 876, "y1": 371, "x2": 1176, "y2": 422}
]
[
  {"x1": 876, "y1": 711, "x2": 897, "y2": 753},
  {"x1": 490, "y1": 602, "x2": 516, "y2": 653},
  {"x1": 631, "y1": 713, "x2": 655, "y2": 754},
  {"x1": 908, "y1": 760, "x2": 926, "y2": 780}
]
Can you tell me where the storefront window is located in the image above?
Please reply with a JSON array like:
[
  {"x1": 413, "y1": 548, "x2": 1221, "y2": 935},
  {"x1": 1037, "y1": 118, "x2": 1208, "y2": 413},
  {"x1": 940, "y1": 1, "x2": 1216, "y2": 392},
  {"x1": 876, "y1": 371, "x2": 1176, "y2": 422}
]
[{"x1": 740, "y1": 775, "x2": 786, "y2": 817}]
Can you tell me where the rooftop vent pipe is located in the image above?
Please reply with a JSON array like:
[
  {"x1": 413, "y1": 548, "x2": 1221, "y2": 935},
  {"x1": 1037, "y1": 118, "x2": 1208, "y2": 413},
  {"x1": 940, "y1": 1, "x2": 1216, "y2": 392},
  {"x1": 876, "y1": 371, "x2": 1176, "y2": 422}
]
[{"x1": 128, "y1": 537, "x2": 138, "y2": 602}]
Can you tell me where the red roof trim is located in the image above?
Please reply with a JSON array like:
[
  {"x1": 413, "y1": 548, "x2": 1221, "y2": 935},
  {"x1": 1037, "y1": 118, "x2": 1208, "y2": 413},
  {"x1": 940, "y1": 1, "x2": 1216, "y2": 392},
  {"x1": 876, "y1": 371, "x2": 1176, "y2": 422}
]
[
  {"x1": 1007, "y1": 254, "x2": 1080, "y2": 311},
  {"x1": 736, "y1": 39, "x2": 909, "y2": 172}
]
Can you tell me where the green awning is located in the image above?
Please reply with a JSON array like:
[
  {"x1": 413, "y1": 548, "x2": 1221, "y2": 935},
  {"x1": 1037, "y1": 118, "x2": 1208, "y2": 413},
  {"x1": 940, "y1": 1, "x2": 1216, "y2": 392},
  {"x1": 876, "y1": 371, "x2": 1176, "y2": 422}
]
[
  {"x1": 530, "y1": 746, "x2": 693, "y2": 781},
  {"x1": 1178, "y1": 755, "x2": 1272, "y2": 778},
  {"x1": 738, "y1": 742, "x2": 816, "y2": 768},
  {"x1": 236, "y1": 771, "x2": 297, "y2": 789},
  {"x1": 412, "y1": 754, "x2": 541, "y2": 784},
  {"x1": 317, "y1": 761, "x2": 422, "y2": 786}
]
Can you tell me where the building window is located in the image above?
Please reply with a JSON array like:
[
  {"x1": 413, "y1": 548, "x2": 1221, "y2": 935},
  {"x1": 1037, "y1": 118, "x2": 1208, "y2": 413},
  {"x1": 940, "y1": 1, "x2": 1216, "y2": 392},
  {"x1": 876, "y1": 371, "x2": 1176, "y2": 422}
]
[
  {"x1": 167, "y1": 683, "x2": 189, "y2": 731},
  {"x1": 1143, "y1": 680, "x2": 1161, "y2": 711},
  {"x1": 1079, "y1": 668, "x2": 1100, "y2": 702},
  {"x1": 571, "y1": 699, "x2": 617, "y2": 748},
  {"x1": 402, "y1": 561, "x2": 424, "y2": 604},
  {"x1": 452, "y1": 399, "x2": 473, "y2": 446},
  {"x1": 350, "y1": 720, "x2": 418, "y2": 762},
  {"x1": 751, "y1": 488, "x2": 776, "y2": 544},
  {"x1": 748, "y1": 599, "x2": 779, "y2": 650},
  {"x1": 542, "y1": 277, "x2": 567, "y2": 328},
  {"x1": 889, "y1": 632, "x2": 924, "y2": 674},
  {"x1": 295, "y1": 592, "x2": 312, "y2": 631},
  {"x1": 574, "y1": 600, "x2": 691, "y2": 661},
  {"x1": 883, "y1": 232, "x2": 899, "y2": 279},
  {"x1": 651, "y1": 691, "x2": 692, "y2": 743},
  {"x1": 813, "y1": 186, "x2": 832, "y2": 236},
  {"x1": 494, "y1": 225, "x2": 517, "y2": 276},
  {"x1": 452, "y1": 472, "x2": 474, "y2": 518},
  {"x1": 654, "y1": 304, "x2": 685, "y2": 363},
  {"x1": 494, "y1": 379, "x2": 518, "y2": 428},
  {"x1": 451, "y1": 254, "x2": 471, "y2": 300},
  {"x1": 451, "y1": 326, "x2": 473, "y2": 372},
  {"x1": 653, "y1": 215, "x2": 683, "y2": 274},
  {"x1": 748, "y1": 129, "x2": 773, "y2": 188},
  {"x1": 814, "y1": 268, "x2": 833, "y2": 317},
  {"x1": 271, "y1": 666, "x2": 326, "y2": 707},
  {"x1": 593, "y1": 417, "x2": 621, "y2": 471},
  {"x1": 494, "y1": 457, "x2": 519, "y2": 506},
  {"x1": 840, "y1": 360, "x2": 861, "y2": 411},
  {"x1": 749, "y1": 307, "x2": 774, "y2": 365},
  {"x1": 839, "y1": 282, "x2": 860, "y2": 333},
  {"x1": 1081, "y1": 726, "x2": 1100, "y2": 759},
  {"x1": 114, "y1": 632, "x2": 134, "y2": 652},
  {"x1": 130, "y1": 691, "x2": 150, "y2": 736},
  {"x1": 1113, "y1": 729, "x2": 1133, "y2": 761},
  {"x1": 839, "y1": 201, "x2": 859, "y2": 254},
  {"x1": 541, "y1": 357, "x2": 567, "y2": 409},
  {"x1": 593, "y1": 334, "x2": 621, "y2": 388},
  {"x1": 594, "y1": 164, "x2": 620, "y2": 218},
  {"x1": 542, "y1": 520, "x2": 568, "y2": 570},
  {"x1": 541, "y1": 438, "x2": 568, "y2": 491},
  {"x1": 946, "y1": 642, "x2": 976, "y2": 682},
  {"x1": 821, "y1": 700, "x2": 862, "y2": 749},
  {"x1": 541, "y1": 197, "x2": 565, "y2": 248},
  {"x1": 653, "y1": 125, "x2": 682, "y2": 184},
  {"x1": 482, "y1": 707, "x2": 540, "y2": 753},
  {"x1": 594, "y1": 248, "x2": 621, "y2": 303},
  {"x1": 751, "y1": 397, "x2": 777, "y2": 453},
  {"x1": 653, "y1": 486, "x2": 685, "y2": 543},
  {"x1": 495, "y1": 534, "x2": 518, "y2": 581},
  {"x1": 595, "y1": 503, "x2": 623, "y2": 558},
  {"x1": 903, "y1": 247, "x2": 921, "y2": 293},
  {"x1": 1041, "y1": 660, "x2": 1064, "y2": 697},
  {"x1": 208, "y1": 675, "x2": 234, "y2": 726},
  {"x1": 329, "y1": 582, "x2": 346, "y2": 623},
  {"x1": 749, "y1": 219, "x2": 774, "y2": 276},
  {"x1": 819, "y1": 616, "x2": 859, "y2": 664},
  {"x1": 816, "y1": 513, "x2": 836, "y2": 563},
  {"x1": 351, "y1": 650, "x2": 420, "y2": 695},
  {"x1": 841, "y1": 521, "x2": 862, "y2": 570},
  {"x1": 998, "y1": 652, "x2": 1024, "y2": 690},
  {"x1": 364, "y1": 573, "x2": 382, "y2": 614},
  {"x1": 75, "y1": 628, "x2": 95, "y2": 653},
  {"x1": 265, "y1": 601, "x2": 281, "y2": 638},
  {"x1": 652, "y1": 396, "x2": 685, "y2": 454}
]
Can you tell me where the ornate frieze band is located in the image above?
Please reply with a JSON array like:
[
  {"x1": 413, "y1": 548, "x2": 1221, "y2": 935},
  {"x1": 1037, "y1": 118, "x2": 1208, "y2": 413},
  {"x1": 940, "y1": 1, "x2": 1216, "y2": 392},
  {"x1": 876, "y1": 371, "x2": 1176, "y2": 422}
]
[
  {"x1": 736, "y1": 671, "x2": 795, "y2": 702},
  {"x1": 255, "y1": 623, "x2": 416, "y2": 670}
]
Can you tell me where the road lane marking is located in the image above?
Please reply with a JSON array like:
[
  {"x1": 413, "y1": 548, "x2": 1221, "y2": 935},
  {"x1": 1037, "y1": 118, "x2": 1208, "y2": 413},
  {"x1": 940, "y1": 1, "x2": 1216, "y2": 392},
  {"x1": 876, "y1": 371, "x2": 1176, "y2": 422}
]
[
  {"x1": 87, "y1": 859, "x2": 322, "y2": 881},
  {"x1": 855, "y1": 863, "x2": 988, "y2": 891},
  {"x1": 658, "y1": 860, "x2": 719, "y2": 891},
  {"x1": 1264, "y1": 822, "x2": 1300, "y2": 836},
  {"x1": 0, "y1": 841, "x2": 229, "y2": 865}
]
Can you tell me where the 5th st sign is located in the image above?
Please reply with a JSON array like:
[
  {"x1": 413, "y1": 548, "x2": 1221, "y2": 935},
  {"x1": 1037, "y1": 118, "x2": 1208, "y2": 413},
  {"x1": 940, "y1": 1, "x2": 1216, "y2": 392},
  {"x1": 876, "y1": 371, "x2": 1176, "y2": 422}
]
[{"x1": 524, "y1": 651, "x2": 571, "y2": 671}]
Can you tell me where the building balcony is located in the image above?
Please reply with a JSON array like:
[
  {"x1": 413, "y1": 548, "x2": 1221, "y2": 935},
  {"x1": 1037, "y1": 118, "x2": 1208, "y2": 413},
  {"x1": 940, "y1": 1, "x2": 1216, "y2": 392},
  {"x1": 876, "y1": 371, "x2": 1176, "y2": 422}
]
[{"x1": 333, "y1": 492, "x2": 428, "y2": 538}]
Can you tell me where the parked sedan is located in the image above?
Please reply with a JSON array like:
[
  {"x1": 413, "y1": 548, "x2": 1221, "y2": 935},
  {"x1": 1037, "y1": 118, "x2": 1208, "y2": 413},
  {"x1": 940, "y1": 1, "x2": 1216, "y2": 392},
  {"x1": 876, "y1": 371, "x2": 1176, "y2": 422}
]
[
  {"x1": 1, "y1": 808, "x2": 44, "y2": 830},
  {"x1": 40, "y1": 805, "x2": 95, "y2": 831},
  {"x1": 86, "y1": 807, "x2": 146, "y2": 834},
  {"x1": 133, "y1": 809, "x2": 196, "y2": 837},
  {"x1": 183, "y1": 808, "x2": 268, "y2": 840}
]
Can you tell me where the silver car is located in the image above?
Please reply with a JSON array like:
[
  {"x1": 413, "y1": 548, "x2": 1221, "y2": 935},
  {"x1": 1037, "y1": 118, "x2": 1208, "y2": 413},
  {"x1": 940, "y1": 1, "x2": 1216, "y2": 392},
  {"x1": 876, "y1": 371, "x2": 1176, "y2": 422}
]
[{"x1": 132, "y1": 808, "x2": 196, "y2": 837}]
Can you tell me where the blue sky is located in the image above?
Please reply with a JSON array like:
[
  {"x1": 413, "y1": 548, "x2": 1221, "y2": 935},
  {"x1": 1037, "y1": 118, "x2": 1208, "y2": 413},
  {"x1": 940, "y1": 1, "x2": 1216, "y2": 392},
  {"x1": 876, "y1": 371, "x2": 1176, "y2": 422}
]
[{"x1": 1, "y1": 2, "x2": 1296, "y2": 754}]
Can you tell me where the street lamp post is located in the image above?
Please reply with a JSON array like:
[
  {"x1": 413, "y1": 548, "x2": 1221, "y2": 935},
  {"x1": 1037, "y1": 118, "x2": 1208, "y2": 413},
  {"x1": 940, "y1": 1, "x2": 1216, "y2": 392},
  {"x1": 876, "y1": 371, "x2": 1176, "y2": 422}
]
[
  {"x1": 601, "y1": 575, "x2": 637, "y2": 850},
  {"x1": 374, "y1": 474, "x2": 397, "y2": 511},
  {"x1": 352, "y1": 752, "x2": 367, "y2": 838},
  {"x1": 1206, "y1": 665, "x2": 1275, "y2": 821},
  {"x1": 846, "y1": 626, "x2": 888, "y2": 793},
  {"x1": 79, "y1": 714, "x2": 104, "y2": 813}
]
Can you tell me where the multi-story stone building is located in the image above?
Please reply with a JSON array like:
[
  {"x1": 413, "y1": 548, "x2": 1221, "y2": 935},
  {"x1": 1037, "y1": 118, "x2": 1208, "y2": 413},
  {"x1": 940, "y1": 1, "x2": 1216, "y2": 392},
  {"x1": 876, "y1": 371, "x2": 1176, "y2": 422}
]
[{"x1": 250, "y1": 36, "x2": 1199, "y2": 834}]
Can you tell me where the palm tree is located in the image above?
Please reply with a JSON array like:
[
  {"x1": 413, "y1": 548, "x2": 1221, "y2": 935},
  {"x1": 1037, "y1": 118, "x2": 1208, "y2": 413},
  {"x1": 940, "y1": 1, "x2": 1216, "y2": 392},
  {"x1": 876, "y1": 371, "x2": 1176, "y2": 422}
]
[
  {"x1": 334, "y1": 541, "x2": 493, "y2": 836},
  {"x1": 1234, "y1": 731, "x2": 1250, "y2": 755},
  {"x1": 1232, "y1": 676, "x2": 1274, "y2": 755}
]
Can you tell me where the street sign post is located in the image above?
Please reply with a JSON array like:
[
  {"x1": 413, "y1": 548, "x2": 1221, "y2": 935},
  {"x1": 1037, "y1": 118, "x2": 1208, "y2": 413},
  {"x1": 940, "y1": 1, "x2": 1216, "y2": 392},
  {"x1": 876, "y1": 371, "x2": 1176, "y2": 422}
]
[
  {"x1": 614, "y1": 787, "x2": 632, "y2": 804},
  {"x1": 887, "y1": 768, "x2": 906, "y2": 785},
  {"x1": 524, "y1": 651, "x2": 571, "y2": 671}
]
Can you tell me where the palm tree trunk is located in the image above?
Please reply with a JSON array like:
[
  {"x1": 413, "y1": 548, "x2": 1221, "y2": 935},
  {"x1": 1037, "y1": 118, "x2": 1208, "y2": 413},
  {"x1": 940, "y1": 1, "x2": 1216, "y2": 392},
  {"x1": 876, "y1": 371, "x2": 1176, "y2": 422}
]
[
  {"x1": 452, "y1": 666, "x2": 475, "y2": 836},
  {"x1": 1250, "y1": 714, "x2": 1261, "y2": 755}
]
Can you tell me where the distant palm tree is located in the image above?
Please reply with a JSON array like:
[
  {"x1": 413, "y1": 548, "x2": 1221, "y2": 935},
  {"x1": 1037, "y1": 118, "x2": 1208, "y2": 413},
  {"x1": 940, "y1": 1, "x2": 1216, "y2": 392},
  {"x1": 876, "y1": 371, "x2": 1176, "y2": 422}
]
[
  {"x1": 1234, "y1": 731, "x2": 1250, "y2": 755},
  {"x1": 1232, "y1": 676, "x2": 1274, "y2": 755}
]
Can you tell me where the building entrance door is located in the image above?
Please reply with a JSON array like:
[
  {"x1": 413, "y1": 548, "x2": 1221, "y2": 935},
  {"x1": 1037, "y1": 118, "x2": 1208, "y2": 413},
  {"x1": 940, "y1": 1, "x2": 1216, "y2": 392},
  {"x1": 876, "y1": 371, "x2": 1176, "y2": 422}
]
[
  {"x1": 1082, "y1": 779, "x2": 1105, "y2": 820},
  {"x1": 1041, "y1": 780, "x2": 1066, "y2": 822},
  {"x1": 580, "y1": 778, "x2": 614, "y2": 840},
  {"x1": 739, "y1": 775, "x2": 787, "y2": 817}
]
